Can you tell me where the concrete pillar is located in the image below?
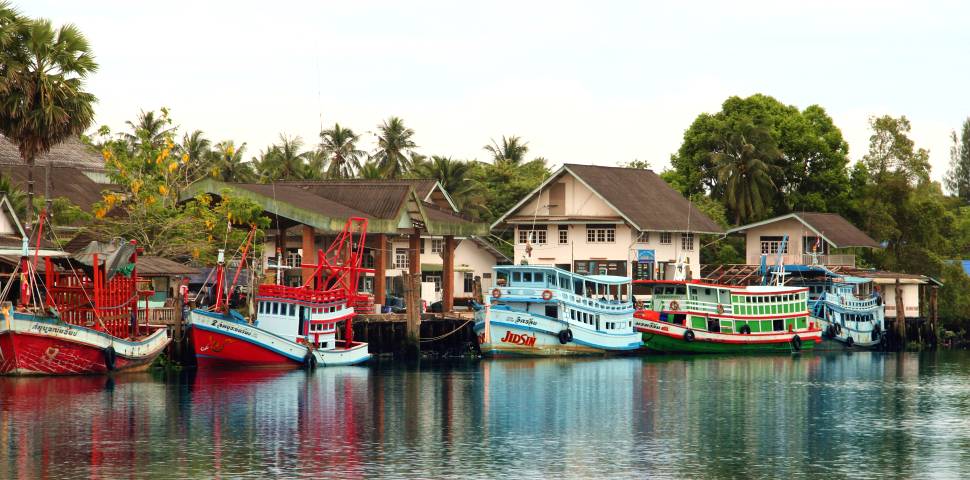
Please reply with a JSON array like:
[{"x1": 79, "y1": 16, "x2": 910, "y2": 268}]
[
  {"x1": 374, "y1": 234, "x2": 387, "y2": 307},
  {"x1": 301, "y1": 225, "x2": 316, "y2": 285},
  {"x1": 442, "y1": 235, "x2": 455, "y2": 312}
]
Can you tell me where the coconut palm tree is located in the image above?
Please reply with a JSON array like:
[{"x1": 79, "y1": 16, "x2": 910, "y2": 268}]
[
  {"x1": 124, "y1": 109, "x2": 176, "y2": 149},
  {"x1": 0, "y1": 12, "x2": 98, "y2": 229},
  {"x1": 372, "y1": 117, "x2": 417, "y2": 178},
  {"x1": 253, "y1": 134, "x2": 309, "y2": 182},
  {"x1": 318, "y1": 123, "x2": 364, "y2": 179},
  {"x1": 357, "y1": 159, "x2": 385, "y2": 180},
  {"x1": 411, "y1": 156, "x2": 483, "y2": 211},
  {"x1": 712, "y1": 127, "x2": 779, "y2": 225},
  {"x1": 484, "y1": 135, "x2": 529, "y2": 164},
  {"x1": 210, "y1": 141, "x2": 255, "y2": 183}
]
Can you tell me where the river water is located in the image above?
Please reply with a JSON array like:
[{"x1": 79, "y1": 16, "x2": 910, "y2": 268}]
[{"x1": 1, "y1": 351, "x2": 969, "y2": 479}]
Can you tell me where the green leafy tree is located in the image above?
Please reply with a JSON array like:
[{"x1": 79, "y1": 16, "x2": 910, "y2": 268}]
[
  {"x1": 357, "y1": 159, "x2": 385, "y2": 179},
  {"x1": 468, "y1": 157, "x2": 550, "y2": 224},
  {"x1": 210, "y1": 141, "x2": 255, "y2": 182},
  {"x1": 671, "y1": 94, "x2": 850, "y2": 221},
  {"x1": 484, "y1": 135, "x2": 529, "y2": 164},
  {"x1": 318, "y1": 123, "x2": 364, "y2": 178},
  {"x1": 944, "y1": 118, "x2": 970, "y2": 201},
  {"x1": 372, "y1": 117, "x2": 417, "y2": 178},
  {"x1": 620, "y1": 159, "x2": 651, "y2": 169},
  {"x1": 254, "y1": 134, "x2": 309, "y2": 182},
  {"x1": 411, "y1": 156, "x2": 484, "y2": 211},
  {"x1": 0, "y1": 9, "x2": 98, "y2": 228},
  {"x1": 124, "y1": 109, "x2": 176, "y2": 149},
  {"x1": 713, "y1": 127, "x2": 780, "y2": 224},
  {"x1": 861, "y1": 115, "x2": 931, "y2": 186}
]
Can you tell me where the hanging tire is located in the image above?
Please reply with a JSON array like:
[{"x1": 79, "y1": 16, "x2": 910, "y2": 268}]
[
  {"x1": 846, "y1": 336, "x2": 854, "y2": 348},
  {"x1": 790, "y1": 335, "x2": 802, "y2": 351},
  {"x1": 558, "y1": 329, "x2": 570, "y2": 344},
  {"x1": 103, "y1": 346, "x2": 116, "y2": 371},
  {"x1": 565, "y1": 328, "x2": 573, "y2": 342},
  {"x1": 739, "y1": 325, "x2": 752, "y2": 335},
  {"x1": 834, "y1": 323, "x2": 842, "y2": 336},
  {"x1": 683, "y1": 329, "x2": 695, "y2": 342},
  {"x1": 304, "y1": 351, "x2": 317, "y2": 370}
]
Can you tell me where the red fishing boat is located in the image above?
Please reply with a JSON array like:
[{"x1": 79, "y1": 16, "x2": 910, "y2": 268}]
[
  {"x1": 0, "y1": 216, "x2": 170, "y2": 375},
  {"x1": 188, "y1": 218, "x2": 372, "y2": 368}
]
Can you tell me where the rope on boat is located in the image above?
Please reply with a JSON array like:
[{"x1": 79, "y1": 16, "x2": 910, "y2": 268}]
[{"x1": 419, "y1": 319, "x2": 472, "y2": 343}]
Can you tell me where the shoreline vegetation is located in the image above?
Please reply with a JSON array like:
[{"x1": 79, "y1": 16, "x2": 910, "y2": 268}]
[{"x1": 2, "y1": 3, "x2": 970, "y2": 350}]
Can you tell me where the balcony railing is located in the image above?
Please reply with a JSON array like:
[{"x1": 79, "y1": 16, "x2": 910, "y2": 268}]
[{"x1": 749, "y1": 254, "x2": 856, "y2": 267}]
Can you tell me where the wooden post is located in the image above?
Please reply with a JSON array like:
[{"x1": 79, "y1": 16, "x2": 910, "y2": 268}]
[
  {"x1": 930, "y1": 285, "x2": 939, "y2": 349},
  {"x1": 404, "y1": 272, "x2": 421, "y2": 357},
  {"x1": 409, "y1": 228, "x2": 421, "y2": 277},
  {"x1": 301, "y1": 225, "x2": 315, "y2": 285},
  {"x1": 473, "y1": 276, "x2": 484, "y2": 304},
  {"x1": 442, "y1": 235, "x2": 455, "y2": 313},
  {"x1": 895, "y1": 278, "x2": 906, "y2": 349},
  {"x1": 374, "y1": 234, "x2": 387, "y2": 309}
]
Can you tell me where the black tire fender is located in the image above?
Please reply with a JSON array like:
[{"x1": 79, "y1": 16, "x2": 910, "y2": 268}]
[
  {"x1": 684, "y1": 329, "x2": 695, "y2": 342},
  {"x1": 103, "y1": 346, "x2": 116, "y2": 371},
  {"x1": 791, "y1": 335, "x2": 802, "y2": 351}
]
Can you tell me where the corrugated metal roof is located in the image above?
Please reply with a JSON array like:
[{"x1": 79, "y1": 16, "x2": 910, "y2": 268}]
[
  {"x1": 794, "y1": 212, "x2": 880, "y2": 248},
  {"x1": 136, "y1": 256, "x2": 199, "y2": 276},
  {"x1": 0, "y1": 165, "x2": 114, "y2": 211}
]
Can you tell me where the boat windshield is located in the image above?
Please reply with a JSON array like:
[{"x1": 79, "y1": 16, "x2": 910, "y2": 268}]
[{"x1": 502, "y1": 267, "x2": 631, "y2": 302}]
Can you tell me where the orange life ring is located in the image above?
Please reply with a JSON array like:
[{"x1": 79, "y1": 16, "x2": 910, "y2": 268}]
[
  {"x1": 669, "y1": 300, "x2": 680, "y2": 311},
  {"x1": 491, "y1": 288, "x2": 502, "y2": 299},
  {"x1": 716, "y1": 304, "x2": 725, "y2": 315},
  {"x1": 541, "y1": 290, "x2": 553, "y2": 301}
]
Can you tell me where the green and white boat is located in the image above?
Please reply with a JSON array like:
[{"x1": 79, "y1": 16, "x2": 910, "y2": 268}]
[{"x1": 634, "y1": 279, "x2": 823, "y2": 354}]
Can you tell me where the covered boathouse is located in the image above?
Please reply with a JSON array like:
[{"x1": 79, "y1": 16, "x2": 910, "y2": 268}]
[{"x1": 180, "y1": 178, "x2": 497, "y2": 313}]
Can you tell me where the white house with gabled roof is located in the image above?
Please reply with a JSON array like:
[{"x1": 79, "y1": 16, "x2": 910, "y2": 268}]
[{"x1": 491, "y1": 164, "x2": 723, "y2": 281}]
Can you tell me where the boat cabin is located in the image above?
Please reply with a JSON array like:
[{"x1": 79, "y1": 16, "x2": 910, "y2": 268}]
[{"x1": 254, "y1": 285, "x2": 353, "y2": 350}]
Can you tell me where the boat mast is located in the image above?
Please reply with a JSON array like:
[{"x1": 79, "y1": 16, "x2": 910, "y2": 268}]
[{"x1": 213, "y1": 249, "x2": 226, "y2": 312}]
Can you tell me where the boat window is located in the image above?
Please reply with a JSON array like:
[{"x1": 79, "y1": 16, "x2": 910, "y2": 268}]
[
  {"x1": 522, "y1": 271, "x2": 533, "y2": 282},
  {"x1": 573, "y1": 279, "x2": 583, "y2": 295},
  {"x1": 559, "y1": 274, "x2": 568, "y2": 289},
  {"x1": 690, "y1": 288, "x2": 698, "y2": 297},
  {"x1": 676, "y1": 286, "x2": 686, "y2": 295},
  {"x1": 571, "y1": 310, "x2": 576, "y2": 320},
  {"x1": 773, "y1": 319, "x2": 784, "y2": 331},
  {"x1": 512, "y1": 271, "x2": 521, "y2": 283},
  {"x1": 705, "y1": 288, "x2": 711, "y2": 295},
  {"x1": 535, "y1": 272, "x2": 544, "y2": 284},
  {"x1": 289, "y1": 304, "x2": 296, "y2": 316},
  {"x1": 272, "y1": 303, "x2": 279, "y2": 315}
]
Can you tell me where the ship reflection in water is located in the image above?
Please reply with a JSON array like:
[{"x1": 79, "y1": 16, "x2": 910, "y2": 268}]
[{"x1": 0, "y1": 352, "x2": 968, "y2": 478}]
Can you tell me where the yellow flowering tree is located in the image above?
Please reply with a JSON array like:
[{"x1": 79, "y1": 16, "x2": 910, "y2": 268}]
[{"x1": 86, "y1": 109, "x2": 269, "y2": 262}]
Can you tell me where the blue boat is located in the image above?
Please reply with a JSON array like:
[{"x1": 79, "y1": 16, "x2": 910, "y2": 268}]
[
  {"x1": 473, "y1": 265, "x2": 642, "y2": 356},
  {"x1": 783, "y1": 265, "x2": 886, "y2": 348}
]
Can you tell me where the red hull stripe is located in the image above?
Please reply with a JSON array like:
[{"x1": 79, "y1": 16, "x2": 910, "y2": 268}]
[
  {"x1": 191, "y1": 325, "x2": 303, "y2": 366},
  {"x1": 0, "y1": 331, "x2": 163, "y2": 375},
  {"x1": 637, "y1": 311, "x2": 809, "y2": 320}
]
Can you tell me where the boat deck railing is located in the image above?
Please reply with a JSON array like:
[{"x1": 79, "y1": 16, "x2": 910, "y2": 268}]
[
  {"x1": 494, "y1": 286, "x2": 632, "y2": 313},
  {"x1": 821, "y1": 292, "x2": 880, "y2": 311}
]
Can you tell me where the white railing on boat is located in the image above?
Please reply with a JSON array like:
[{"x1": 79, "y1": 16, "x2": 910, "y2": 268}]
[
  {"x1": 495, "y1": 287, "x2": 631, "y2": 313},
  {"x1": 749, "y1": 253, "x2": 856, "y2": 267}
]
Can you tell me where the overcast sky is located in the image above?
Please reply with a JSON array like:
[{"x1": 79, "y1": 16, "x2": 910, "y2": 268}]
[{"x1": 23, "y1": 1, "x2": 970, "y2": 181}]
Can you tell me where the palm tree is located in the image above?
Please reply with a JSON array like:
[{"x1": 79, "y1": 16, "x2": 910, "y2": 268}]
[
  {"x1": 318, "y1": 123, "x2": 364, "y2": 179},
  {"x1": 373, "y1": 117, "x2": 417, "y2": 178},
  {"x1": 712, "y1": 128, "x2": 779, "y2": 225},
  {"x1": 484, "y1": 135, "x2": 529, "y2": 164},
  {"x1": 357, "y1": 159, "x2": 385, "y2": 180},
  {"x1": 0, "y1": 173, "x2": 27, "y2": 218},
  {"x1": 210, "y1": 141, "x2": 255, "y2": 183},
  {"x1": 178, "y1": 129, "x2": 211, "y2": 180},
  {"x1": 411, "y1": 156, "x2": 482, "y2": 210},
  {"x1": 254, "y1": 134, "x2": 308, "y2": 181},
  {"x1": 124, "y1": 109, "x2": 175, "y2": 149},
  {"x1": 302, "y1": 149, "x2": 325, "y2": 180},
  {"x1": 0, "y1": 13, "x2": 98, "y2": 229}
]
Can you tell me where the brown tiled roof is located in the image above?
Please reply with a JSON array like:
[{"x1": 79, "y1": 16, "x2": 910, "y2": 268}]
[
  {"x1": 563, "y1": 164, "x2": 724, "y2": 233},
  {"x1": 230, "y1": 183, "x2": 371, "y2": 219},
  {"x1": 794, "y1": 212, "x2": 879, "y2": 248},
  {"x1": 0, "y1": 136, "x2": 105, "y2": 171},
  {"x1": 0, "y1": 165, "x2": 112, "y2": 211},
  {"x1": 290, "y1": 183, "x2": 411, "y2": 219}
]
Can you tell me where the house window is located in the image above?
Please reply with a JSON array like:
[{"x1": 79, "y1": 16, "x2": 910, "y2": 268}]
[
  {"x1": 659, "y1": 232, "x2": 672, "y2": 244},
  {"x1": 681, "y1": 233, "x2": 694, "y2": 251},
  {"x1": 518, "y1": 227, "x2": 547, "y2": 244},
  {"x1": 463, "y1": 272, "x2": 474, "y2": 292},
  {"x1": 420, "y1": 240, "x2": 425, "y2": 254},
  {"x1": 559, "y1": 225, "x2": 569, "y2": 244},
  {"x1": 394, "y1": 248, "x2": 409, "y2": 269},
  {"x1": 425, "y1": 275, "x2": 441, "y2": 292},
  {"x1": 431, "y1": 239, "x2": 443, "y2": 253},
  {"x1": 586, "y1": 224, "x2": 616, "y2": 243},
  {"x1": 637, "y1": 231, "x2": 650, "y2": 243},
  {"x1": 286, "y1": 251, "x2": 302, "y2": 268},
  {"x1": 760, "y1": 236, "x2": 789, "y2": 255}
]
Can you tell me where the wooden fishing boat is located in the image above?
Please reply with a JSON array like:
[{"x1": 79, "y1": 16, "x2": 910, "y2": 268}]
[
  {"x1": 474, "y1": 265, "x2": 642, "y2": 356},
  {"x1": 188, "y1": 219, "x2": 371, "y2": 368},
  {"x1": 0, "y1": 236, "x2": 170, "y2": 375},
  {"x1": 634, "y1": 279, "x2": 822, "y2": 354},
  {"x1": 784, "y1": 265, "x2": 886, "y2": 349}
]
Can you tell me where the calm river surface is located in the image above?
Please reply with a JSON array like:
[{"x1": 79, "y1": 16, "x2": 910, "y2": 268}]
[{"x1": 1, "y1": 351, "x2": 969, "y2": 479}]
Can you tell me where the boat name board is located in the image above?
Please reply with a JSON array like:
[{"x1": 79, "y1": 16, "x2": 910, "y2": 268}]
[
  {"x1": 638, "y1": 320, "x2": 670, "y2": 332},
  {"x1": 29, "y1": 323, "x2": 80, "y2": 338},
  {"x1": 500, "y1": 330, "x2": 537, "y2": 347},
  {"x1": 209, "y1": 319, "x2": 255, "y2": 338}
]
